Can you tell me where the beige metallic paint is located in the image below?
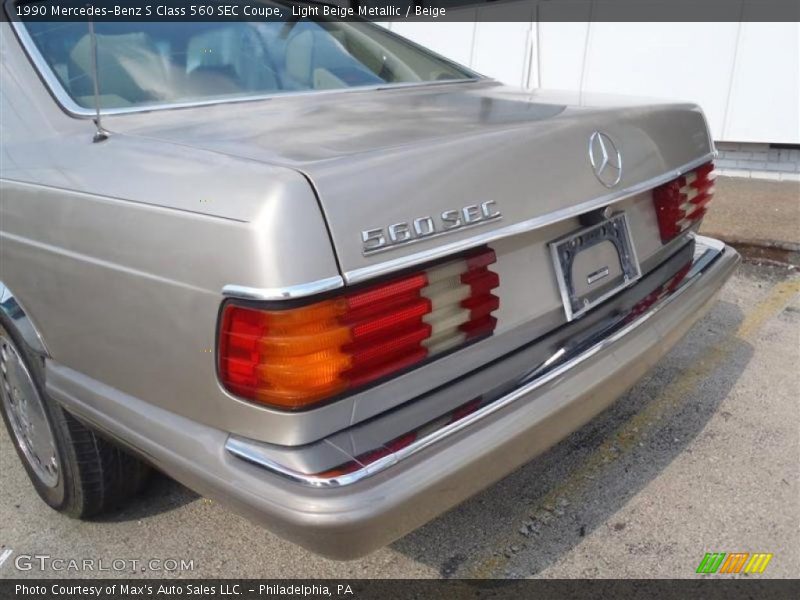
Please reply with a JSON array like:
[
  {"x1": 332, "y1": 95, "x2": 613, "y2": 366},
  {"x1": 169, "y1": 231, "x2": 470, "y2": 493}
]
[
  {"x1": 1, "y1": 20, "x2": 717, "y2": 449},
  {"x1": 45, "y1": 239, "x2": 739, "y2": 558}
]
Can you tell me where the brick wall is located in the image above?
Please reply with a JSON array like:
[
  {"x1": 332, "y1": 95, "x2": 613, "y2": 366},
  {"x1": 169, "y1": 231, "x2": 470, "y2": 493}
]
[{"x1": 715, "y1": 142, "x2": 800, "y2": 181}]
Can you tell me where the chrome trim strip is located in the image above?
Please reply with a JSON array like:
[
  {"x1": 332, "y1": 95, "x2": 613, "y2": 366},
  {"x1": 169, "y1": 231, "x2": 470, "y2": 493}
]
[
  {"x1": 224, "y1": 156, "x2": 709, "y2": 302},
  {"x1": 343, "y1": 153, "x2": 715, "y2": 284},
  {"x1": 5, "y1": 13, "x2": 483, "y2": 118},
  {"x1": 222, "y1": 276, "x2": 344, "y2": 302},
  {"x1": 226, "y1": 235, "x2": 728, "y2": 487},
  {"x1": 6, "y1": 13, "x2": 88, "y2": 116}
]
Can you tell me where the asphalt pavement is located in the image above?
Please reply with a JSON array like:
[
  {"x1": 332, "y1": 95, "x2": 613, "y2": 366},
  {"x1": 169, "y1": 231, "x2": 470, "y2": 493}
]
[{"x1": 1, "y1": 260, "x2": 797, "y2": 579}]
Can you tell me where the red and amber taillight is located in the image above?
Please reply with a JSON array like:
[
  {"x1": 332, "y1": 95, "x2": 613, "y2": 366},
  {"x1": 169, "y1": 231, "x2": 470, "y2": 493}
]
[
  {"x1": 652, "y1": 162, "x2": 716, "y2": 243},
  {"x1": 218, "y1": 247, "x2": 500, "y2": 410}
]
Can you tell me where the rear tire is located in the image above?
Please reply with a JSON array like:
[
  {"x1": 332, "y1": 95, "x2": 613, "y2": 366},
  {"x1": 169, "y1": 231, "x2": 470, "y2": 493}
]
[{"x1": 0, "y1": 322, "x2": 149, "y2": 518}]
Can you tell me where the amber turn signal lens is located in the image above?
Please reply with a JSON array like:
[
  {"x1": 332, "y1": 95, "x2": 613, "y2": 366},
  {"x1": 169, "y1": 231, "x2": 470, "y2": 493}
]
[{"x1": 218, "y1": 247, "x2": 500, "y2": 410}]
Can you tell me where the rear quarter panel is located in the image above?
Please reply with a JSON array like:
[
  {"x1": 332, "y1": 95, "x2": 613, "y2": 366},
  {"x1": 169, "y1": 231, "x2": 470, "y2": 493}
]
[
  {"x1": 0, "y1": 23, "x2": 347, "y2": 441},
  {"x1": 0, "y1": 22, "x2": 714, "y2": 448}
]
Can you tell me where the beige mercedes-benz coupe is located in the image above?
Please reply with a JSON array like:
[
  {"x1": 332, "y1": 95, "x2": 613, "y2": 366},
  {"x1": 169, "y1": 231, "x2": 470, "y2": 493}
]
[{"x1": 0, "y1": 10, "x2": 738, "y2": 558}]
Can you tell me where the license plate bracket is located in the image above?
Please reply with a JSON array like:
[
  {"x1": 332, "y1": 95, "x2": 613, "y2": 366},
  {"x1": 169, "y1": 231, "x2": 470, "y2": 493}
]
[{"x1": 549, "y1": 212, "x2": 641, "y2": 321}]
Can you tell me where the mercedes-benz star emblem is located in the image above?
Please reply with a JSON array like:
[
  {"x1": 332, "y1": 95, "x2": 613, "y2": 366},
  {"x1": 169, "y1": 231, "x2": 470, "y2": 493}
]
[{"x1": 588, "y1": 131, "x2": 622, "y2": 188}]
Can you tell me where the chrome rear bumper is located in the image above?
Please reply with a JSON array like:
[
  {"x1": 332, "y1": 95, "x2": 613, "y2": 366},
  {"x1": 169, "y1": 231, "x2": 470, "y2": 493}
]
[
  {"x1": 224, "y1": 235, "x2": 729, "y2": 487},
  {"x1": 46, "y1": 235, "x2": 739, "y2": 559}
]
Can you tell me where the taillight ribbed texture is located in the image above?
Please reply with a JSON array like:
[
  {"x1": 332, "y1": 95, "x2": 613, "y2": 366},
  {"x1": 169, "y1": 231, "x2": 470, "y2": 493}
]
[
  {"x1": 627, "y1": 261, "x2": 692, "y2": 322},
  {"x1": 218, "y1": 247, "x2": 500, "y2": 410},
  {"x1": 652, "y1": 162, "x2": 715, "y2": 243}
]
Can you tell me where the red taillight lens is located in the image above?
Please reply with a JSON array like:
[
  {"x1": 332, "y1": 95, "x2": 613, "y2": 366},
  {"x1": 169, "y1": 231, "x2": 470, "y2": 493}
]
[
  {"x1": 652, "y1": 162, "x2": 716, "y2": 243},
  {"x1": 218, "y1": 247, "x2": 500, "y2": 410},
  {"x1": 627, "y1": 261, "x2": 693, "y2": 322}
]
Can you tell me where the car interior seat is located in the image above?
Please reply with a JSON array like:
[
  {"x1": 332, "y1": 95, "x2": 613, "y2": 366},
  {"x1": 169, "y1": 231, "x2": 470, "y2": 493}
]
[
  {"x1": 69, "y1": 32, "x2": 178, "y2": 107},
  {"x1": 283, "y1": 28, "x2": 384, "y2": 90}
]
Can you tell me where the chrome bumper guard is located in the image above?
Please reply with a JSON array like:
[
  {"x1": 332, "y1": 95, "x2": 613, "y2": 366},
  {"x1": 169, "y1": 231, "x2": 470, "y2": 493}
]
[{"x1": 226, "y1": 235, "x2": 729, "y2": 488}]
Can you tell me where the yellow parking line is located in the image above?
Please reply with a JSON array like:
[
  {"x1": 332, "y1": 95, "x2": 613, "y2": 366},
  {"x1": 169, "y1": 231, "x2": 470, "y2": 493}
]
[
  {"x1": 466, "y1": 277, "x2": 799, "y2": 578},
  {"x1": 737, "y1": 279, "x2": 800, "y2": 341}
]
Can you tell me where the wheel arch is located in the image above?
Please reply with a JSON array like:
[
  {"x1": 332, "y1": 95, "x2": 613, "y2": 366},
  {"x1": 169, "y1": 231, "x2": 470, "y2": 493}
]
[{"x1": 0, "y1": 281, "x2": 49, "y2": 357}]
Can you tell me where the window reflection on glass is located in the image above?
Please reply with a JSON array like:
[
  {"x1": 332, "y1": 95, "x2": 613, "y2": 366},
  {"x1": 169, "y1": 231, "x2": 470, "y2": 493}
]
[{"x1": 22, "y1": 17, "x2": 475, "y2": 110}]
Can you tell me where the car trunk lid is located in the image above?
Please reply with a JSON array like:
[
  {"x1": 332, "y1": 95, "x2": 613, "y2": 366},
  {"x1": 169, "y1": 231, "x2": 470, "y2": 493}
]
[
  {"x1": 105, "y1": 81, "x2": 712, "y2": 281},
  {"x1": 106, "y1": 82, "x2": 714, "y2": 427}
]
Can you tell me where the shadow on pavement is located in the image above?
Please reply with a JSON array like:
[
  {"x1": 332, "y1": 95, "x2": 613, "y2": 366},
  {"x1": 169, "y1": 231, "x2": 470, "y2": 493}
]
[
  {"x1": 90, "y1": 471, "x2": 199, "y2": 523},
  {"x1": 390, "y1": 298, "x2": 752, "y2": 577}
]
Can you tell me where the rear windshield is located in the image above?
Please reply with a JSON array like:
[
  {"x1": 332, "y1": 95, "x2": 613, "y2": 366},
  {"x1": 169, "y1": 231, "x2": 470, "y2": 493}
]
[{"x1": 20, "y1": 18, "x2": 475, "y2": 111}]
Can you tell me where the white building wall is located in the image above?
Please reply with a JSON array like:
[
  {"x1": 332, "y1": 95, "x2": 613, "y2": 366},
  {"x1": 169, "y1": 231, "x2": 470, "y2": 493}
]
[{"x1": 384, "y1": 16, "x2": 800, "y2": 145}]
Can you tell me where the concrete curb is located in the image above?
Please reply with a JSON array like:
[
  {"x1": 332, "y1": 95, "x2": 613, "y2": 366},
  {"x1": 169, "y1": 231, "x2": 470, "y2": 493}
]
[
  {"x1": 701, "y1": 234, "x2": 800, "y2": 254},
  {"x1": 704, "y1": 235, "x2": 800, "y2": 268}
]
